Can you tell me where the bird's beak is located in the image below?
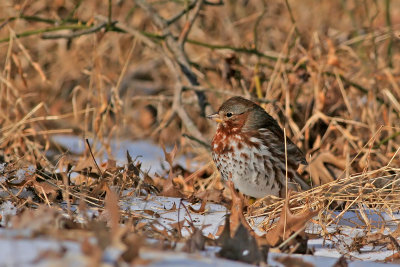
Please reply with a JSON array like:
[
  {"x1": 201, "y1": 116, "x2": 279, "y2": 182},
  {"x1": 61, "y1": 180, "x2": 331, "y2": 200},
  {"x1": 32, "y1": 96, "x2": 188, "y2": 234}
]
[{"x1": 207, "y1": 113, "x2": 223, "y2": 123}]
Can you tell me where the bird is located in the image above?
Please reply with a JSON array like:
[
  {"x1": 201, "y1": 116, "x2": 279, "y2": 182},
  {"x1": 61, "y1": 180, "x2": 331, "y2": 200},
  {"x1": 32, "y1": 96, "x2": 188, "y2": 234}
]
[{"x1": 208, "y1": 96, "x2": 310, "y2": 198}]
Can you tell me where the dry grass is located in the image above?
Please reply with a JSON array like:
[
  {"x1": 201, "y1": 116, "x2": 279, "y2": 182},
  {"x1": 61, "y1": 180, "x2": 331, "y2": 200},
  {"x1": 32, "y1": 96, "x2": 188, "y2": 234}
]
[{"x1": 1, "y1": 0, "x2": 400, "y2": 262}]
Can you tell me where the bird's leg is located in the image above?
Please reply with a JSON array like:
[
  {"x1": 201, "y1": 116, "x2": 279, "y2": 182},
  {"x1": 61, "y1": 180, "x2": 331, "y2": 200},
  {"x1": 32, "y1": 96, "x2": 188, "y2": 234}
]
[{"x1": 227, "y1": 179, "x2": 254, "y2": 235}]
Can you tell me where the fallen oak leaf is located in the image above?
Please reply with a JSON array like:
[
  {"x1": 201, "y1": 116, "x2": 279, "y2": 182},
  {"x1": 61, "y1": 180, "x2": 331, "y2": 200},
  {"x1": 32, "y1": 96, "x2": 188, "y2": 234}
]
[
  {"x1": 172, "y1": 176, "x2": 194, "y2": 195},
  {"x1": 162, "y1": 143, "x2": 178, "y2": 170},
  {"x1": 11, "y1": 205, "x2": 74, "y2": 236},
  {"x1": 194, "y1": 188, "x2": 224, "y2": 203},
  {"x1": 169, "y1": 202, "x2": 177, "y2": 211},
  {"x1": 261, "y1": 191, "x2": 320, "y2": 247},
  {"x1": 126, "y1": 151, "x2": 141, "y2": 176},
  {"x1": 150, "y1": 224, "x2": 171, "y2": 239},
  {"x1": 182, "y1": 217, "x2": 215, "y2": 253},
  {"x1": 308, "y1": 152, "x2": 346, "y2": 186},
  {"x1": 356, "y1": 232, "x2": 400, "y2": 251},
  {"x1": 274, "y1": 255, "x2": 314, "y2": 267},
  {"x1": 120, "y1": 232, "x2": 142, "y2": 263},
  {"x1": 217, "y1": 219, "x2": 269, "y2": 265},
  {"x1": 142, "y1": 209, "x2": 161, "y2": 218},
  {"x1": 81, "y1": 237, "x2": 102, "y2": 266},
  {"x1": 228, "y1": 180, "x2": 254, "y2": 236},
  {"x1": 160, "y1": 144, "x2": 186, "y2": 198},
  {"x1": 32, "y1": 247, "x2": 66, "y2": 264},
  {"x1": 29, "y1": 176, "x2": 60, "y2": 201},
  {"x1": 332, "y1": 256, "x2": 348, "y2": 267},
  {"x1": 188, "y1": 196, "x2": 207, "y2": 214},
  {"x1": 391, "y1": 223, "x2": 400, "y2": 238},
  {"x1": 182, "y1": 222, "x2": 212, "y2": 253},
  {"x1": 160, "y1": 176, "x2": 186, "y2": 198},
  {"x1": 385, "y1": 251, "x2": 400, "y2": 263},
  {"x1": 8, "y1": 173, "x2": 60, "y2": 201},
  {"x1": 169, "y1": 219, "x2": 186, "y2": 238}
]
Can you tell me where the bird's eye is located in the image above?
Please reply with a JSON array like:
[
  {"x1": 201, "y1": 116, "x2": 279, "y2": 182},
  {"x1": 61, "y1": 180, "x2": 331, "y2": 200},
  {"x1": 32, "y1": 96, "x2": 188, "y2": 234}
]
[{"x1": 226, "y1": 112, "x2": 233, "y2": 118}]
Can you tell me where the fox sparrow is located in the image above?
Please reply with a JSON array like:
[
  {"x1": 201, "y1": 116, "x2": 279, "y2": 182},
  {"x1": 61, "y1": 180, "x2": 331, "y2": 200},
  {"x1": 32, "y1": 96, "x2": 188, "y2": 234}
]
[{"x1": 208, "y1": 96, "x2": 310, "y2": 198}]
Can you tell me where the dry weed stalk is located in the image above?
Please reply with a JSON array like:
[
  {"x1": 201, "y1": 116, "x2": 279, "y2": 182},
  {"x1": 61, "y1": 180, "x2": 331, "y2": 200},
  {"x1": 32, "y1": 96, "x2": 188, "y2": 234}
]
[{"x1": 250, "y1": 164, "x2": 400, "y2": 233}]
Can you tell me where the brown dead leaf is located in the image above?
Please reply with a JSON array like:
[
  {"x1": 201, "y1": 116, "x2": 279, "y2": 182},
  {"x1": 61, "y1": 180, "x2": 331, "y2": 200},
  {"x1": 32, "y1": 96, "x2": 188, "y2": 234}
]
[
  {"x1": 160, "y1": 144, "x2": 187, "y2": 198},
  {"x1": 262, "y1": 192, "x2": 319, "y2": 247},
  {"x1": 88, "y1": 180, "x2": 108, "y2": 199},
  {"x1": 162, "y1": 143, "x2": 178, "y2": 170},
  {"x1": 188, "y1": 198, "x2": 207, "y2": 214},
  {"x1": 32, "y1": 247, "x2": 66, "y2": 263},
  {"x1": 81, "y1": 237, "x2": 102, "y2": 266},
  {"x1": 105, "y1": 185, "x2": 120, "y2": 234},
  {"x1": 172, "y1": 176, "x2": 194, "y2": 195},
  {"x1": 217, "y1": 218, "x2": 268, "y2": 265},
  {"x1": 194, "y1": 188, "x2": 224, "y2": 203},
  {"x1": 183, "y1": 227, "x2": 207, "y2": 253},
  {"x1": 354, "y1": 232, "x2": 400, "y2": 251},
  {"x1": 227, "y1": 181, "x2": 254, "y2": 236},
  {"x1": 308, "y1": 151, "x2": 347, "y2": 186},
  {"x1": 160, "y1": 177, "x2": 186, "y2": 198},
  {"x1": 102, "y1": 159, "x2": 116, "y2": 170},
  {"x1": 143, "y1": 209, "x2": 160, "y2": 218},
  {"x1": 274, "y1": 255, "x2": 314, "y2": 267},
  {"x1": 385, "y1": 251, "x2": 400, "y2": 263},
  {"x1": 169, "y1": 219, "x2": 186, "y2": 238},
  {"x1": 8, "y1": 172, "x2": 60, "y2": 202},
  {"x1": 11, "y1": 205, "x2": 64, "y2": 235},
  {"x1": 332, "y1": 256, "x2": 348, "y2": 267},
  {"x1": 150, "y1": 224, "x2": 170, "y2": 239},
  {"x1": 327, "y1": 38, "x2": 339, "y2": 67},
  {"x1": 391, "y1": 223, "x2": 400, "y2": 238},
  {"x1": 120, "y1": 232, "x2": 142, "y2": 263},
  {"x1": 29, "y1": 177, "x2": 60, "y2": 201}
]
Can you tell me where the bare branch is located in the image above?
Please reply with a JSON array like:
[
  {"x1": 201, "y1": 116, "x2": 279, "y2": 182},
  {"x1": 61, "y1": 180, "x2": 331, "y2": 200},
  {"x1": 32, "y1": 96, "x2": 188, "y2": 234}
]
[{"x1": 42, "y1": 22, "x2": 109, "y2": 39}]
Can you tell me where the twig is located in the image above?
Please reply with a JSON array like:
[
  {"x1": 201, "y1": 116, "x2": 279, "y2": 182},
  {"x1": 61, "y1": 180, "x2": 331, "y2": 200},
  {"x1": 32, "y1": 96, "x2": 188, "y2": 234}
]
[
  {"x1": 0, "y1": 18, "x2": 11, "y2": 30},
  {"x1": 65, "y1": 0, "x2": 83, "y2": 22},
  {"x1": 178, "y1": 0, "x2": 203, "y2": 47},
  {"x1": 0, "y1": 14, "x2": 284, "y2": 63},
  {"x1": 95, "y1": 15, "x2": 159, "y2": 49},
  {"x1": 182, "y1": 133, "x2": 211, "y2": 149},
  {"x1": 42, "y1": 22, "x2": 109, "y2": 39},
  {"x1": 166, "y1": 0, "x2": 198, "y2": 26},
  {"x1": 0, "y1": 15, "x2": 69, "y2": 24},
  {"x1": 135, "y1": 0, "x2": 208, "y2": 113},
  {"x1": 186, "y1": 39, "x2": 284, "y2": 61},
  {"x1": 0, "y1": 24, "x2": 90, "y2": 43},
  {"x1": 135, "y1": 0, "x2": 209, "y2": 143},
  {"x1": 85, "y1": 139, "x2": 103, "y2": 179}
]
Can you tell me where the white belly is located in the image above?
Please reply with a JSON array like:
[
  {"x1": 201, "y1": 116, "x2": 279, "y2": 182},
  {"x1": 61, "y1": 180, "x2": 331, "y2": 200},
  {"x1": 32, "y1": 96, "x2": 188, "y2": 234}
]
[{"x1": 212, "y1": 139, "x2": 281, "y2": 198}]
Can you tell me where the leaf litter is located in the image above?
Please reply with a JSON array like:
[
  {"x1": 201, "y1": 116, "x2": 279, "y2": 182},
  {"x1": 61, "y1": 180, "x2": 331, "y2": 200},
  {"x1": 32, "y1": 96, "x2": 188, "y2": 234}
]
[{"x1": 0, "y1": 141, "x2": 398, "y2": 266}]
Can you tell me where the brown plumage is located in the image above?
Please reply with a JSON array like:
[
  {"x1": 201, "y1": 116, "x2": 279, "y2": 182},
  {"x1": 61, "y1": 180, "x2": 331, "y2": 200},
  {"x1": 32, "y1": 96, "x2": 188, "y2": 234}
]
[{"x1": 208, "y1": 96, "x2": 309, "y2": 198}]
